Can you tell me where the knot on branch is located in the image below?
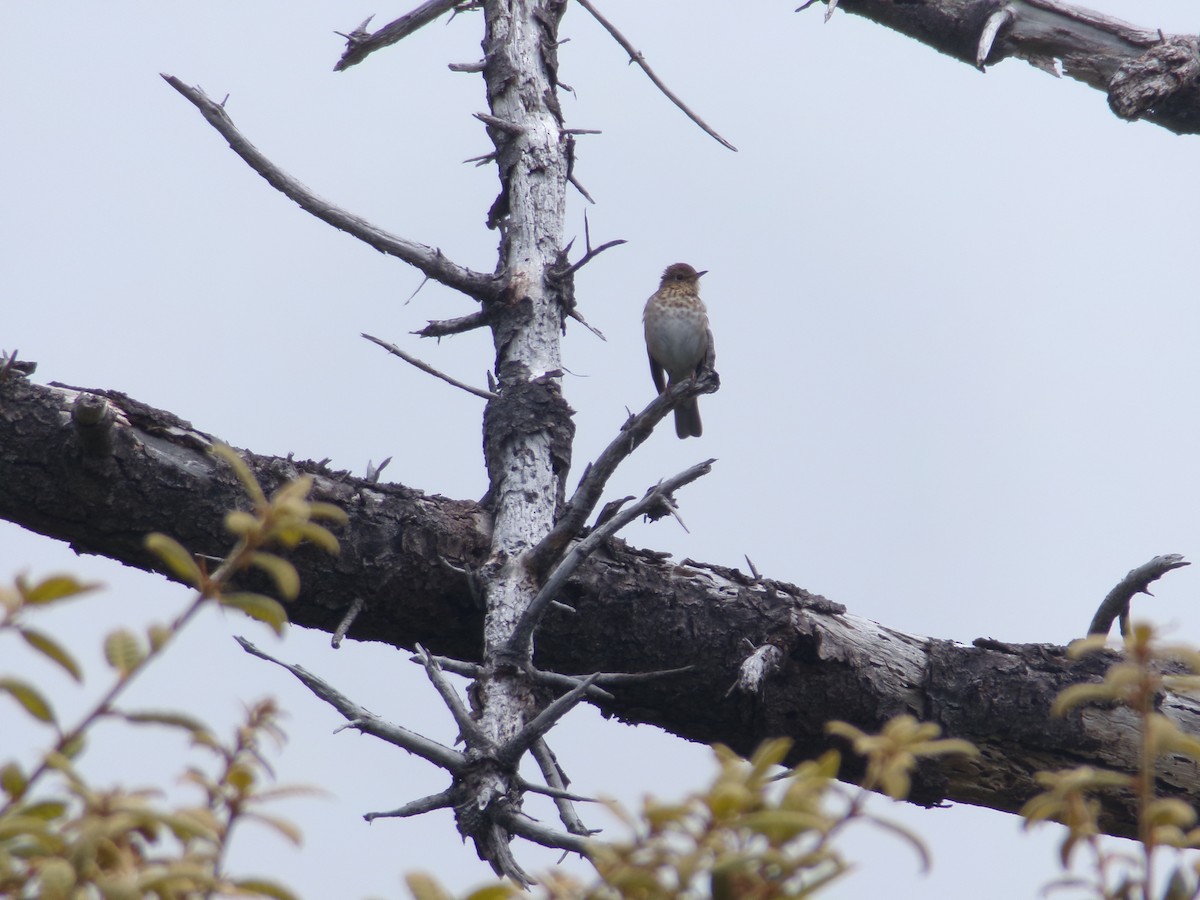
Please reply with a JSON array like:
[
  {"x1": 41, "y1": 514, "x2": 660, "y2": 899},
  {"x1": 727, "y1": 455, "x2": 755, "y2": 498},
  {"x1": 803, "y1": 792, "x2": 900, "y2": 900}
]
[
  {"x1": 482, "y1": 379, "x2": 576, "y2": 511},
  {"x1": 1108, "y1": 37, "x2": 1200, "y2": 121}
]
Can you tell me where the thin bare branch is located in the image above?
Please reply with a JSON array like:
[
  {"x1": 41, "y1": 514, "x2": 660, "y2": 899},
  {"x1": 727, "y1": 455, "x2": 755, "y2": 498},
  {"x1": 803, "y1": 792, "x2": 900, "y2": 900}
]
[
  {"x1": 418, "y1": 654, "x2": 485, "y2": 680},
  {"x1": 414, "y1": 643, "x2": 491, "y2": 749},
  {"x1": 574, "y1": 0, "x2": 737, "y2": 151},
  {"x1": 162, "y1": 76, "x2": 500, "y2": 302},
  {"x1": 362, "y1": 333, "x2": 499, "y2": 400},
  {"x1": 364, "y1": 788, "x2": 455, "y2": 822},
  {"x1": 531, "y1": 739, "x2": 599, "y2": 836},
  {"x1": 529, "y1": 370, "x2": 719, "y2": 574},
  {"x1": 518, "y1": 777, "x2": 597, "y2": 804},
  {"x1": 501, "y1": 809, "x2": 592, "y2": 855},
  {"x1": 236, "y1": 637, "x2": 465, "y2": 773},
  {"x1": 414, "y1": 310, "x2": 494, "y2": 338},
  {"x1": 1088, "y1": 554, "x2": 1190, "y2": 637},
  {"x1": 331, "y1": 595, "x2": 365, "y2": 648},
  {"x1": 334, "y1": 0, "x2": 464, "y2": 72},
  {"x1": 474, "y1": 112, "x2": 525, "y2": 135},
  {"x1": 550, "y1": 239, "x2": 627, "y2": 283},
  {"x1": 512, "y1": 459, "x2": 715, "y2": 657}
]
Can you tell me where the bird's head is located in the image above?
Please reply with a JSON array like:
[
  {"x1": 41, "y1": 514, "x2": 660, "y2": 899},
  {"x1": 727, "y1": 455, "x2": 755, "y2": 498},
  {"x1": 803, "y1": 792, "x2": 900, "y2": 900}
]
[{"x1": 660, "y1": 262, "x2": 707, "y2": 285}]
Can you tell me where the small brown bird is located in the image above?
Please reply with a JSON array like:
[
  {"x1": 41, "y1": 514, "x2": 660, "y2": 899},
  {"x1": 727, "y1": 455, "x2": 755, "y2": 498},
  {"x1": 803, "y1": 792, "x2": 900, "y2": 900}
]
[{"x1": 643, "y1": 263, "x2": 712, "y2": 439}]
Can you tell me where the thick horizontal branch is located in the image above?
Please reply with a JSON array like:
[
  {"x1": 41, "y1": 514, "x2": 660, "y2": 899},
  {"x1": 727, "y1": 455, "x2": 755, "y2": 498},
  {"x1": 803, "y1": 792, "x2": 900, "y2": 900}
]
[
  {"x1": 827, "y1": 0, "x2": 1200, "y2": 135},
  {"x1": 162, "y1": 75, "x2": 501, "y2": 301},
  {"x1": 2, "y1": 373, "x2": 1196, "y2": 838}
]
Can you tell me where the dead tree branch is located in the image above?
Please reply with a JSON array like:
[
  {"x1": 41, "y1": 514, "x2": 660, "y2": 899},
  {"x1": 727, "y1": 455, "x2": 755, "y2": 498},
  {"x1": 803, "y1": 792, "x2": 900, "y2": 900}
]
[
  {"x1": 529, "y1": 370, "x2": 719, "y2": 574},
  {"x1": 1088, "y1": 554, "x2": 1191, "y2": 637},
  {"x1": 161, "y1": 76, "x2": 501, "y2": 302},
  {"x1": 574, "y1": 0, "x2": 738, "y2": 151},
  {"x1": 821, "y1": 0, "x2": 1200, "y2": 135},
  {"x1": 334, "y1": 0, "x2": 466, "y2": 72},
  {"x1": 236, "y1": 637, "x2": 465, "y2": 772},
  {"x1": 1, "y1": 374, "x2": 1196, "y2": 838},
  {"x1": 362, "y1": 333, "x2": 499, "y2": 400}
]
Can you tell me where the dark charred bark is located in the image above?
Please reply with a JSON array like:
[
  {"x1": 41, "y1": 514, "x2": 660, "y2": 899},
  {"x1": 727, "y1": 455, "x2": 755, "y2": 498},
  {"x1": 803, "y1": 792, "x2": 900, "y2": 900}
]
[{"x1": 3, "y1": 372, "x2": 1196, "y2": 839}]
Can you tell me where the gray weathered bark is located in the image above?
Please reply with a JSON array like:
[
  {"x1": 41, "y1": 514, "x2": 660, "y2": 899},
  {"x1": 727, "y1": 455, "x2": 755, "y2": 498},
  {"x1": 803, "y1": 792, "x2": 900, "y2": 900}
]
[{"x1": 824, "y1": 0, "x2": 1200, "y2": 134}]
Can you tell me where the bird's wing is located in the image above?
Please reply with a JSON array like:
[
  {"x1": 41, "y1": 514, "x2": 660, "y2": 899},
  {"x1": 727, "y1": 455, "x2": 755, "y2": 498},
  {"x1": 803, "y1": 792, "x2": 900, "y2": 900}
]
[{"x1": 648, "y1": 350, "x2": 667, "y2": 394}]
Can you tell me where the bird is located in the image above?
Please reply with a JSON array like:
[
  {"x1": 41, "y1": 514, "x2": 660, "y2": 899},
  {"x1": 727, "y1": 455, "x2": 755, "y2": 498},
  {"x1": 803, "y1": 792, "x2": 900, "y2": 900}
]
[{"x1": 643, "y1": 262, "x2": 713, "y2": 439}]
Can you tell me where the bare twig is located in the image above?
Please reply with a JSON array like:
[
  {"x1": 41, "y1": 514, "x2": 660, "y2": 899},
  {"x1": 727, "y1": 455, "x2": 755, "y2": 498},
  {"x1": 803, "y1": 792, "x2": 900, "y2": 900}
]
[
  {"x1": 501, "y1": 810, "x2": 592, "y2": 855},
  {"x1": 162, "y1": 76, "x2": 500, "y2": 302},
  {"x1": 334, "y1": 0, "x2": 464, "y2": 72},
  {"x1": 568, "y1": 172, "x2": 595, "y2": 203},
  {"x1": 529, "y1": 370, "x2": 719, "y2": 574},
  {"x1": 474, "y1": 112, "x2": 525, "y2": 135},
  {"x1": 414, "y1": 309, "x2": 494, "y2": 338},
  {"x1": 362, "y1": 333, "x2": 499, "y2": 400},
  {"x1": 236, "y1": 637, "x2": 465, "y2": 772},
  {"x1": 331, "y1": 595, "x2": 365, "y2": 648},
  {"x1": 518, "y1": 776, "x2": 597, "y2": 804},
  {"x1": 365, "y1": 457, "x2": 392, "y2": 484},
  {"x1": 364, "y1": 789, "x2": 456, "y2": 822},
  {"x1": 418, "y1": 654, "x2": 485, "y2": 680},
  {"x1": 574, "y1": 0, "x2": 737, "y2": 151},
  {"x1": 511, "y1": 459, "x2": 715, "y2": 657},
  {"x1": 414, "y1": 643, "x2": 490, "y2": 748},
  {"x1": 531, "y1": 739, "x2": 599, "y2": 836},
  {"x1": 1088, "y1": 554, "x2": 1190, "y2": 637},
  {"x1": 551, "y1": 239, "x2": 627, "y2": 282}
]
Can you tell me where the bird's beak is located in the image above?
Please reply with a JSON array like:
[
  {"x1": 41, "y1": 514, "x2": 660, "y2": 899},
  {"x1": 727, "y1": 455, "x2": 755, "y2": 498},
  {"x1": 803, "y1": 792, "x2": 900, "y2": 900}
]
[{"x1": 696, "y1": 270, "x2": 709, "y2": 278}]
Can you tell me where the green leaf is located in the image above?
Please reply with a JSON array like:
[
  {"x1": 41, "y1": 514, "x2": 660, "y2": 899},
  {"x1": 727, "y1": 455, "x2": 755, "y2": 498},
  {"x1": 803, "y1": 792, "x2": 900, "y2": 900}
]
[
  {"x1": 19, "y1": 628, "x2": 83, "y2": 682},
  {"x1": 19, "y1": 574, "x2": 100, "y2": 606},
  {"x1": 35, "y1": 856, "x2": 75, "y2": 898},
  {"x1": 213, "y1": 443, "x2": 266, "y2": 505},
  {"x1": 220, "y1": 593, "x2": 288, "y2": 635},
  {"x1": 144, "y1": 533, "x2": 203, "y2": 587},
  {"x1": 463, "y1": 885, "x2": 518, "y2": 900},
  {"x1": 0, "y1": 677, "x2": 56, "y2": 723},
  {"x1": 225, "y1": 510, "x2": 260, "y2": 537},
  {"x1": 103, "y1": 629, "x2": 145, "y2": 676},
  {"x1": 119, "y1": 710, "x2": 212, "y2": 740},
  {"x1": 249, "y1": 553, "x2": 300, "y2": 601},
  {"x1": 307, "y1": 502, "x2": 349, "y2": 524},
  {"x1": 244, "y1": 811, "x2": 303, "y2": 846},
  {"x1": 405, "y1": 873, "x2": 453, "y2": 900},
  {"x1": 0, "y1": 762, "x2": 26, "y2": 799},
  {"x1": 20, "y1": 800, "x2": 68, "y2": 821}
]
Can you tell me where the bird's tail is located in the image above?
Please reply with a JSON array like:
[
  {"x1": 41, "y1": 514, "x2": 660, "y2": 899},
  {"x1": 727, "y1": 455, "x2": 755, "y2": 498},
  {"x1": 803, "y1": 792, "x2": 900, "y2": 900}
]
[{"x1": 674, "y1": 399, "x2": 702, "y2": 439}]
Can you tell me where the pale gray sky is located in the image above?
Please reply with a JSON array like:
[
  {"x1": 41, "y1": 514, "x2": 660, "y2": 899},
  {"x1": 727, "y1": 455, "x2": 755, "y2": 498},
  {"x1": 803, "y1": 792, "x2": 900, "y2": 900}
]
[{"x1": 5, "y1": 1, "x2": 1200, "y2": 896}]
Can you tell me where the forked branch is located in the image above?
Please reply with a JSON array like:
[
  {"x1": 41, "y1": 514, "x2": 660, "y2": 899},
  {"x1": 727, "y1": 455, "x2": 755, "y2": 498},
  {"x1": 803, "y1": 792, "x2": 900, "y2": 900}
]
[
  {"x1": 530, "y1": 369, "x2": 719, "y2": 574},
  {"x1": 509, "y1": 458, "x2": 716, "y2": 658}
]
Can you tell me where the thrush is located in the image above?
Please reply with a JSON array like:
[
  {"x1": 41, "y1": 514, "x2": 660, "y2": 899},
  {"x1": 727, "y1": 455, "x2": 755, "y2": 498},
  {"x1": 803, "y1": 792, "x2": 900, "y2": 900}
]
[{"x1": 643, "y1": 262, "x2": 712, "y2": 439}]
